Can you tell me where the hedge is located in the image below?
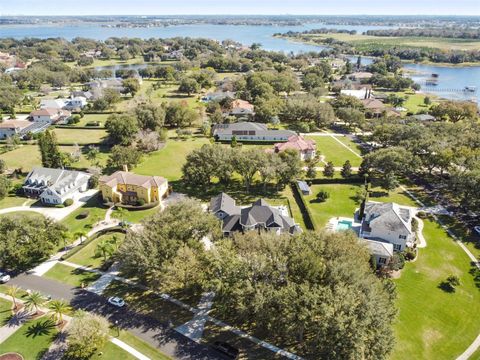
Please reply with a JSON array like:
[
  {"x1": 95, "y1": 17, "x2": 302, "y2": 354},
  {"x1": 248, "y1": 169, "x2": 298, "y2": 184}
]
[
  {"x1": 290, "y1": 182, "x2": 316, "y2": 231},
  {"x1": 54, "y1": 125, "x2": 106, "y2": 130},
  {"x1": 61, "y1": 226, "x2": 126, "y2": 261},
  {"x1": 113, "y1": 201, "x2": 160, "y2": 211},
  {"x1": 308, "y1": 177, "x2": 365, "y2": 185}
]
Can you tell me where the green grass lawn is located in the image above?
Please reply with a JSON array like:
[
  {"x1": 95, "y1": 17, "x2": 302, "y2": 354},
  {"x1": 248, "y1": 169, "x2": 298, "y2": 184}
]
[
  {"x1": 0, "y1": 316, "x2": 58, "y2": 360},
  {"x1": 53, "y1": 128, "x2": 107, "y2": 145},
  {"x1": 391, "y1": 219, "x2": 480, "y2": 360},
  {"x1": 94, "y1": 341, "x2": 137, "y2": 360},
  {"x1": 306, "y1": 136, "x2": 363, "y2": 167},
  {"x1": 71, "y1": 113, "x2": 109, "y2": 127},
  {"x1": 0, "y1": 195, "x2": 32, "y2": 209},
  {"x1": 68, "y1": 232, "x2": 125, "y2": 269},
  {"x1": 115, "y1": 330, "x2": 171, "y2": 360},
  {"x1": 135, "y1": 135, "x2": 210, "y2": 181},
  {"x1": 61, "y1": 194, "x2": 108, "y2": 234},
  {"x1": 43, "y1": 263, "x2": 101, "y2": 287},
  {"x1": 120, "y1": 207, "x2": 161, "y2": 223},
  {"x1": 0, "y1": 297, "x2": 13, "y2": 325},
  {"x1": 0, "y1": 145, "x2": 41, "y2": 170}
]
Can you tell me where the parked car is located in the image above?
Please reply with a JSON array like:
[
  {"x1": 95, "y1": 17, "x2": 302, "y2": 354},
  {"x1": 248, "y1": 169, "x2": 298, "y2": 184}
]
[
  {"x1": 474, "y1": 226, "x2": 480, "y2": 236},
  {"x1": 107, "y1": 296, "x2": 125, "y2": 307},
  {"x1": 212, "y1": 341, "x2": 240, "y2": 359},
  {"x1": 0, "y1": 272, "x2": 11, "y2": 283}
]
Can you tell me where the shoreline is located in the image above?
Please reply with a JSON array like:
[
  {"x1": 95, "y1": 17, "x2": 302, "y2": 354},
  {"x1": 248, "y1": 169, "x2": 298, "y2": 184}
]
[{"x1": 275, "y1": 35, "x2": 480, "y2": 68}]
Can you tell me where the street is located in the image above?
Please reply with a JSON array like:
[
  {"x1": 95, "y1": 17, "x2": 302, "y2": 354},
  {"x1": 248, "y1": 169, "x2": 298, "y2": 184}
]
[{"x1": 9, "y1": 273, "x2": 226, "y2": 360}]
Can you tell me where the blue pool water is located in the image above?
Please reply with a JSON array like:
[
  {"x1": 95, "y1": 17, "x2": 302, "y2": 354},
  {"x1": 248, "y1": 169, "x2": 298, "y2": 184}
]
[{"x1": 336, "y1": 220, "x2": 353, "y2": 231}]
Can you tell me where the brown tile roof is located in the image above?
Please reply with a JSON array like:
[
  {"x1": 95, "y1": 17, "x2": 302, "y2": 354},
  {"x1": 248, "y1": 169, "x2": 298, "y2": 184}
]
[
  {"x1": 231, "y1": 99, "x2": 254, "y2": 111},
  {"x1": 361, "y1": 98, "x2": 386, "y2": 111},
  {"x1": 99, "y1": 171, "x2": 167, "y2": 189},
  {"x1": 0, "y1": 119, "x2": 33, "y2": 129},
  {"x1": 274, "y1": 135, "x2": 316, "y2": 152},
  {"x1": 30, "y1": 108, "x2": 58, "y2": 117}
]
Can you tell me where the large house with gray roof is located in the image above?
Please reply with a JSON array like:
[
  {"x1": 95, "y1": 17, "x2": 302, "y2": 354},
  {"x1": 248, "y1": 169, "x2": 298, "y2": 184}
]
[
  {"x1": 209, "y1": 193, "x2": 301, "y2": 236},
  {"x1": 359, "y1": 201, "x2": 414, "y2": 252},
  {"x1": 212, "y1": 122, "x2": 295, "y2": 143},
  {"x1": 22, "y1": 167, "x2": 91, "y2": 205}
]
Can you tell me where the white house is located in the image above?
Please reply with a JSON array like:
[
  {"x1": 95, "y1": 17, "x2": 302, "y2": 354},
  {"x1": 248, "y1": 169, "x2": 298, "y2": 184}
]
[
  {"x1": 340, "y1": 87, "x2": 372, "y2": 100},
  {"x1": 359, "y1": 201, "x2": 414, "y2": 252},
  {"x1": 64, "y1": 96, "x2": 88, "y2": 110},
  {"x1": 22, "y1": 167, "x2": 91, "y2": 205},
  {"x1": 212, "y1": 122, "x2": 295, "y2": 143},
  {"x1": 30, "y1": 108, "x2": 71, "y2": 124},
  {"x1": 40, "y1": 99, "x2": 68, "y2": 109},
  {"x1": 365, "y1": 240, "x2": 394, "y2": 267}
]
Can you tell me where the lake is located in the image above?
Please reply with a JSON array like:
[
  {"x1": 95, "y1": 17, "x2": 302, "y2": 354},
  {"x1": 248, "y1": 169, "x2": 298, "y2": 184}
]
[{"x1": 1, "y1": 22, "x2": 478, "y2": 102}]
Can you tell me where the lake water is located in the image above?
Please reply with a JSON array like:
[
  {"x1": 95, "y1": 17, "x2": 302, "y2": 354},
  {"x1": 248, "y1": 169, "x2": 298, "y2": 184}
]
[{"x1": 1, "y1": 22, "x2": 478, "y2": 102}]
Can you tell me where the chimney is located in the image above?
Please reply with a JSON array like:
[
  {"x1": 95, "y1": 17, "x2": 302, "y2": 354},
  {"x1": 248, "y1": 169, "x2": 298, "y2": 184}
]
[{"x1": 122, "y1": 165, "x2": 128, "y2": 173}]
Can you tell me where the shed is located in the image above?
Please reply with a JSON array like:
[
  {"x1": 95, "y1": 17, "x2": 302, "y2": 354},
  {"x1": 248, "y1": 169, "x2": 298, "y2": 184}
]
[{"x1": 297, "y1": 180, "x2": 311, "y2": 195}]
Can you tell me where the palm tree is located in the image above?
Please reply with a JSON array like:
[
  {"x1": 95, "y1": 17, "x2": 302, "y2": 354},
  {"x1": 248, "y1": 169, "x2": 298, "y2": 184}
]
[
  {"x1": 96, "y1": 239, "x2": 114, "y2": 262},
  {"x1": 75, "y1": 230, "x2": 88, "y2": 244},
  {"x1": 109, "y1": 235, "x2": 119, "y2": 251},
  {"x1": 6, "y1": 285, "x2": 20, "y2": 310},
  {"x1": 24, "y1": 291, "x2": 45, "y2": 315},
  {"x1": 48, "y1": 300, "x2": 71, "y2": 326}
]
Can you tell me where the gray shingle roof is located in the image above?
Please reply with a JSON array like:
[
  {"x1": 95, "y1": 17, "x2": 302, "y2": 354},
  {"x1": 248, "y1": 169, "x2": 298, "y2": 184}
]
[
  {"x1": 212, "y1": 122, "x2": 295, "y2": 138},
  {"x1": 365, "y1": 239, "x2": 394, "y2": 258},
  {"x1": 365, "y1": 202, "x2": 412, "y2": 234},
  {"x1": 209, "y1": 192, "x2": 240, "y2": 215}
]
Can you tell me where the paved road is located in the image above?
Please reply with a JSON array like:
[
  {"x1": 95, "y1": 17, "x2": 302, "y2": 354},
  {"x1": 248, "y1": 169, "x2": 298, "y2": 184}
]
[{"x1": 10, "y1": 274, "x2": 226, "y2": 360}]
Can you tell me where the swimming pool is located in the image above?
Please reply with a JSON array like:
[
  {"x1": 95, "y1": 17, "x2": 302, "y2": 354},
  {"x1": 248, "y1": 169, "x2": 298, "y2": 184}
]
[{"x1": 336, "y1": 220, "x2": 353, "y2": 231}]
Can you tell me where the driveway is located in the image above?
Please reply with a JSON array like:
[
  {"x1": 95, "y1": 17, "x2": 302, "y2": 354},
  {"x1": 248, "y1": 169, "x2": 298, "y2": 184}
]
[
  {"x1": 9, "y1": 274, "x2": 225, "y2": 360},
  {"x1": 0, "y1": 189, "x2": 98, "y2": 221}
]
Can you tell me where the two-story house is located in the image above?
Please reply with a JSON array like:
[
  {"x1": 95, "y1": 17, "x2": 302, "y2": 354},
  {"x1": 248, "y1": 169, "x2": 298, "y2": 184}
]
[
  {"x1": 99, "y1": 171, "x2": 168, "y2": 206},
  {"x1": 212, "y1": 122, "x2": 296, "y2": 143},
  {"x1": 359, "y1": 201, "x2": 415, "y2": 252}
]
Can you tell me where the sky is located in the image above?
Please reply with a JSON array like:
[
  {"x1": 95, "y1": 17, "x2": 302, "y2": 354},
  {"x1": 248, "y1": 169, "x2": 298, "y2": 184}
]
[{"x1": 0, "y1": 0, "x2": 479, "y2": 16}]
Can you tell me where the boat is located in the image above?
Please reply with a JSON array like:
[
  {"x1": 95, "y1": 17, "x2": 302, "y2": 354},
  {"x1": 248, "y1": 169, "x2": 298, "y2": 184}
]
[{"x1": 464, "y1": 86, "x2": 477, "y2": 92}]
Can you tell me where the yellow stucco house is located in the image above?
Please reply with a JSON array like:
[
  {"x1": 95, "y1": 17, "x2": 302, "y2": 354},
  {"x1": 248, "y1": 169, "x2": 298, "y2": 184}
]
[{"x1": 99, "y1": 171, "x2": 168, "y2": 205}]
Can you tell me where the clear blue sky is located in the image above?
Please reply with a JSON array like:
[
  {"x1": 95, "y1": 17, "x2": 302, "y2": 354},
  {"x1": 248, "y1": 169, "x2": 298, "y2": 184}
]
[{"x1": 0, "y1": 0, "x2": 479, "y2": 16}]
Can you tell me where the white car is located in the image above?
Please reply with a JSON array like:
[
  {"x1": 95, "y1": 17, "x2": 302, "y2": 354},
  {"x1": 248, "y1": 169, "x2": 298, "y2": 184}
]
[
  {"x1": 108, "y1": 296, "x2": 125, "y2": 307},
  {"x1": 474, "y1": 226, "x2": 480, "y2": 236},
  {"x1": 0, "y1": 272, "x2": 10, "y2": 283}
]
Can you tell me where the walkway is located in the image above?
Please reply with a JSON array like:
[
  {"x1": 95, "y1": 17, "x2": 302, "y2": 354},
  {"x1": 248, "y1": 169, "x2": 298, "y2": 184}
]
[
  {"x1": 0, "y1": 189, "x2": 98, "y2": 221},
  {"x1": 175, "y1": 292, "x2": 215, "y2": 343}
]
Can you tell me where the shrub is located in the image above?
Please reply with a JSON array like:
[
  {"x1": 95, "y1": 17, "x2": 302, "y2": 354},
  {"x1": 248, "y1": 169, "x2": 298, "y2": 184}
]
[
  {"x1": 411, "y1": 217, "x2": 419, "y2": 233},
  {"x1": 137, "y1": 198, "x2": 145, "y2": 206},
  {"x1": 316, "y1": 189, "x2": 330, "y2": 202},
  {"x1": 447, "y1": 275, "x2": 460, "y2": 287},
  {"x1": 404, "y1": 247, "x2": 417, "y2": 261},
  {"x1": 417, "y1": 211, "x2": 427, "y2": 219},
  {"x1": 388, "y1": 253, "x2": 405, "y2": 271},
  {"x1": 64, "y1": 198, "x2": 74, "y2": 207},
  {"x1": 86, "y1": 121, "x2": 100, "y2": 127},
  {"x1": 88, "y1": 175, "x2": 99, "y2": 189},
  {"x1": 78, "y1": 210, "x2": 90, "y2": 219}
]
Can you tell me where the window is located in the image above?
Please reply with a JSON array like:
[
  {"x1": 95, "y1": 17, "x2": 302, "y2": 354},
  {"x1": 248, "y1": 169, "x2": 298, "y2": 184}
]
[
  {"x1": 399, "y1": 235, "x2": 407, "y2": 240},
  {"x1": 394, "y1": 244, "x2": 402, "y2": 251},
  {"x1": 378, "y1": 257, "x2": 386, "y2": 264}
]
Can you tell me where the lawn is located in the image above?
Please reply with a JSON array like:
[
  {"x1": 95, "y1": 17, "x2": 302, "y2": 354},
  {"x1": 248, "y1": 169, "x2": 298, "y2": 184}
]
[
  {"x1": 70, "y1": 113, "x2": 109, "y2": 127},
  {"x1": 0, "y1": 195, "x2": 32, "y2": 209},
  {"x1": 391, "y1": 219, "x2": 480, "y2": 360},
  {"x1": 120, "y1": 206, "x2": 161, "y2": 223},
  {"x1": 43, "y1": 263, "x2": 101, "y2": 287},
  {"x1": 53, "y1": 128, "x2": 107, "y2": 145},
  {"x1": 0, "y1": 145, "x2": 41, "y2": 170},
  {"x1": 115, "y1": 330, "x2": 171, "y2": 360},
  {"x1": 61, "y1": 194, "x2": 108, "y2": 234},
  {"x1": 0, "y1": 297, "x2": 13, "y2": 325},
  {"x1": 304, "y1": 182, "x2": 417, "y2": 228},
  {"x1": 135, "y1": 135, "x2": 210, "y2": 181},
  {"x1": 306, "y1": 135, "x2": 363, "y2": 167},
  {"x1": 68, "y1": 232, "x2": 126, "y2": 269},
  {"x1": 0, "y1": 316, "x2": 58, "y2": 360},
  {"x1": 94, "y1": 341, "x2": 137, "y2": 360}
]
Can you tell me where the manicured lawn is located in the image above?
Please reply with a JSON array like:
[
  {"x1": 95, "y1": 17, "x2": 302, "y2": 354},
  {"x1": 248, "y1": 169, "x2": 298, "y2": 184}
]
[
  {"x1": 59, "y1": 145, "x2": 110, "y2": 169},
  {"x1": 43, "y1": 263, "x2": 101, "y2": 287},
  {"x1": 135, "y1": 136, "x2": 210, "y2": 181},
  {"x1": 94, "y1": 341, "x2": 137, "y2": 359},
  {"x1": 68, "y1": 232, "x2": 125, "y2": 269},
  {"x1": 116, "y1": 330, "x2": 171, "y2": 359},
  {"x1": 306, "y1": 135, "x2": 363, "y2": 167},
  {"x1": 0, "y1": 145, "x2": 41, "y2": 170},
  {"x1": 0, "y1": 195, "x2": 32, "y2": 209},
  {"x1": 304, "y1": 183, "x2": 417, "y2": 228},
  {"x1": 0, "y1": 316, "x2": 58, "y2": 360},
  {"x1": 71, "y1": 113, "x2": 109, "y2": 127},
  {"x1": 53, "y1": 128, "x2": 107, "y2": 144},
  {"x1": 120, "y1": 207, "x2": 161, "y2": 223},
  {"x1": 391, "y1": 219, "x2": 480, "y2": 360},
  {"x1": 0, "y1": 211, "x2": 45, "y2": 220},
  {"x1": 61, "y1": 194, "x2": 108, "y2": 234},
  {"x1": 0, "y1": 297, "x2": 13, "y2": 325}
]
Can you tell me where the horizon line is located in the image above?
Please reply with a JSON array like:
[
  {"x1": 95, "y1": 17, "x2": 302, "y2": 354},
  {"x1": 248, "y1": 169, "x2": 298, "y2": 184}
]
[{"x1": 2, "y1": 14, "x2": 480, "y2": 17}]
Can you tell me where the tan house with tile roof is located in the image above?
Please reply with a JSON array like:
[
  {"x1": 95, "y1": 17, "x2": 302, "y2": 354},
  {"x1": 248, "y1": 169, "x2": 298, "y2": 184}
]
[{"x1": 99, "y1": 171, "x2": 168, "y2": 205}]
